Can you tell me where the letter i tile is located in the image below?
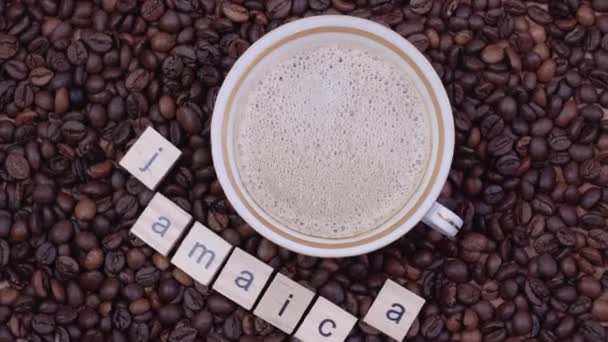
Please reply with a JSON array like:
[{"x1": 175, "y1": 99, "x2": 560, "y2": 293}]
[
  {"x1": 119, "y1": 126, "x2": 181, "y2": 190},
  {"x1": 254, "y1": 273, "x2": 315, "y2": 334},
  {"x1": 213, "y1": 248, "x2": 273, "y2": 310},
  {"x1": 363, "y1": 279, "x2": 425, "y2": 341},
  {"x1": 171, "y1": 222, "x2": 233, "y2": 286},
  {"x1": 130, "y1": 192, "x2": 192, "y2": 256},
  {"x1": 294, "y1": 296, "x2": 357, "y2": 342}
]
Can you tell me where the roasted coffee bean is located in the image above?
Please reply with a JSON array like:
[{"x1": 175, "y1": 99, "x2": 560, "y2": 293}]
[
  {"x1": 173, "y1": 0, "x2": 199, "y2": 12},
  {"x1": 496, "y1": 154, "x2": 520, "y2": 176},
  {"x1": 207, "y1": 294, "x2": 236, "y2": 316},
  {"x1": 85, "y1": 32, "x2": 113, "y2": 52},
  {"x1": 444, "y1": 259, "x2": 469, "y2": 282},
  {"x1": 159, "y1": 96, "x2": 177, "y2": 119},
  {"x1": 319, "y1": 281, "x2": 344, "y2": 304},
  {"x1": 31, "y1": 314, "x2": 55, "y2": 334},
  {"x1": 176, "y1": 103, "x2": 202, "y2": 134},
  {"x1": 461, "y1": 233, "x2": 489, "y2": 252},
  {"x1": 169, "y1": 326, "x2": 197, "y2": 342},
  {"x1": 56, "y1": 256, "x2": 79, "y2": 280},
  {"x1": 158, "y1": 304, "x2": 182, "y2": 325},
  {"x1": 151, "y1": 32, "x2": 176, "y2": 52},
  {"x1": 184, "y1": 288, "x2": 204, "y2": 311},
  {"x1": 488, "y1": 134, "x2": 514, "y2": 156},
  {"x1": 56, "y1": 307, "x2": 77, "y2": 325},
  {"x1": 483, "y1": 185, "x2": 504, "y2": 204},
  {"x1": 569, "y1": 144, "x2": 593, "y2": 162},
  {"x1": 0, "y1": 33, "x2": 18, "y2": 59},
  {"x1": 593, "y1": 0, "x2": 608, "y2": 12},
  {"x1": 112, "y1": 307, "x2": 132, "y2": 331},
  {"x1": 115, "y1": 195, "x2": 138, "y2": 219},
  {"x1": 480, "y1": 114, "x2": 504, "y2": 139},
  {"x1": 534, "y1": 234, "x2": 559, "y2": 254},
  {"x1": 61, "y1": 120, "x2": 87, "y2": 142},
  {"x1": 222, "y1": 3, "x2": 249, "y2": 22},
  {"x1": 0, "y1": 239, "x2": 9, "y2": 267},
  {"x1": 548, "y1": 130, "x2": 571, "y2": 151},
  {"x1": 580, "y1": 320, "x2": 605, "y2": 341},
  {"x1": 161, "y1": 55, "x2": 184, "y2": 80},
  {"x1": 267, "y1": 0, "x2": 292, "y2": 19},
  {"x1": 409, "y1": 0, "x2": 432, "y2": 15},
  {"x1": 5, "y1": 153, "x2": 30, "y2": 179},
  {"x1": 128, "y1": 322, "x2": 150, "y2": 342},
  {"x1": 5, "y1": 60, "x2": 28, "y2": 80},
  {"x1": 556, "y1": 227, "x2": 576, "y2": 247},
  {"x1": 588, "y1": 229, "x2": 608, "y2": 249},
  {"x1": 481, "y1": 45, "x2": 504, "y2": 64},
  {"x1": 538, "y1": 253, "x2": 558, "y2": 278},
  {"x1": 408, "y1": 34, "x2": 430, "y2": 52},
  {"x1": 158, "y1": 278, "x2": 180, "y2": 302},
  {"x1": 141, "y1": 0, "x2": 165, "y2": 21},
  {"x1": 223, "y1": 314, "x2": 242, "y2": 340},
  {"x1": 593, "y1": 298, "x2": 608, "y2": 322},
  {"x1": 14, "y1": 84, "x2": 34, "y2": 108},
  {"x1": 530, "y1": 137, "x2": 549, "y2": 160},
  {"x1": 512, "y1": 311, "x2": 532, "y2": 335},
  {"x1": 192, "y1": 310, "x2": 213, "y2": 334},
  {"x1": 49, "y1": 220, "x2": 74, "y2": 244},
  {"x1": 47, "y1": 50, "x2": 70, "y2": 72},
  {"x1": 67, "y1": 41, "x2": 88, "y2": 65},
  {"x1": 105, "y1": 250, "x2": 125, "y2": 273},
  {"x1": 125, "y1": 69, "x2": 151, "y2": 92},
  {"x1": 421, "y1": 315, "x2": 443, "y2": 338},
  {"x1": 129, "y1": 298, "x2": 150, "y2": 315},
  {"x1": 457, "y1": 283, "x2": 481, "y2": 305}
]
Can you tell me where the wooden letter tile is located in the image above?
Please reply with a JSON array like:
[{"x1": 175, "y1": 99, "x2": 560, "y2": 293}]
[
  {"x1": 213, "y1": 248, "x2": 274, "y2": 309},
  {"x1": 171, "y1": 222, "x2": 233, "y2": 286},
  {"x1": 363, "y1": 279, "x2": 425, "y2": 341},
  {"x1": 119, "y1": 126, "x2": 181, "y2": 190},
  {"x1": 254, "y1": 273, "x2": 315, "y2": 334},
  {"x1": 294, "y1": 296, "x2": 357, "y2": 342},
  {"x1": 130, "y1": 193, "x2": 192, "y2": 256}
]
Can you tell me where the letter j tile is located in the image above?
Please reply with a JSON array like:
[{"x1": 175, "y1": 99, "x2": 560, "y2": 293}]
[
  {"x1": 130, "y1": 193, "x2": 192, "y2": 256},
  {"x1": 171, "y1": 222, "x2": 233, "y2": 286},
  {"x1": 213, "y1": 248, "x2": 273, "y2": 310},
  {"x1": 119, "y1": 126, "x2": 181, "y2": 190}
]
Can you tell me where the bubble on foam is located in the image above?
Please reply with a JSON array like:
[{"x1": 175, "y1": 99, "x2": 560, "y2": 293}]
[{"x1": 237, "y1": 46, "x2": 431, "y2": 238}]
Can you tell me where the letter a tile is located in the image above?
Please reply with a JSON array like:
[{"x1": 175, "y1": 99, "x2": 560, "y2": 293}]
[
  {"x1": 119, "y1": 126, "x2": 181, "y2": 190},
  {"x1": 213, "y1": 248, "x2": 273, "y2": 310},
  {"x1": 363, "y1": 279, "x2": 425, "y2": 341},
  {"x1": 254, "y1": 273, "x2": 315, "y2": 334},
  {"x1": 294, "y1": 296, "x2": 357, "y2": 342},
  {"x1": 171, "y1": 222, "x2": 233, "y2": 286},
  {"x1": 130, "y1": 193, "x2": 192, "y2": 256}
]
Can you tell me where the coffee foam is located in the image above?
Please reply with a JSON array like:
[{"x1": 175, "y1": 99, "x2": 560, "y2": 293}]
[{"x1": 236, "y1": 46, "x2": 431, "y2": 238}]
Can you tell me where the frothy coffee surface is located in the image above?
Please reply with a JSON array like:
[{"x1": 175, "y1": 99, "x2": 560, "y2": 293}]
[{"x1": 236, "y1": 46, "x2": 431, "y2": 238}]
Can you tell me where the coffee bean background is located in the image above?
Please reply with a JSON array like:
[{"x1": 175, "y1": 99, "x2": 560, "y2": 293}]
[{"x1": 2, "y1": 0, "x2": 608, "y2": 341}]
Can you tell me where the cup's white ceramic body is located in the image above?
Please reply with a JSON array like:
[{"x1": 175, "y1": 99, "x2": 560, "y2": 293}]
[{"x1": 211, "y1": 15, "x2": 462, "y2": 257}]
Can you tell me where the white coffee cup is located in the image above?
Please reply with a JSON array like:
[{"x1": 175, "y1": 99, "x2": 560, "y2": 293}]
[{"x1": 211, "y1": 15, "x2": 463, "y2": 257}]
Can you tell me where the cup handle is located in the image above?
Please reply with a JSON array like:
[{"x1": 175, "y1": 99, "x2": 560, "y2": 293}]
[{"x1": 421, "y1": 202, "x2": 463, "y2": 238}]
